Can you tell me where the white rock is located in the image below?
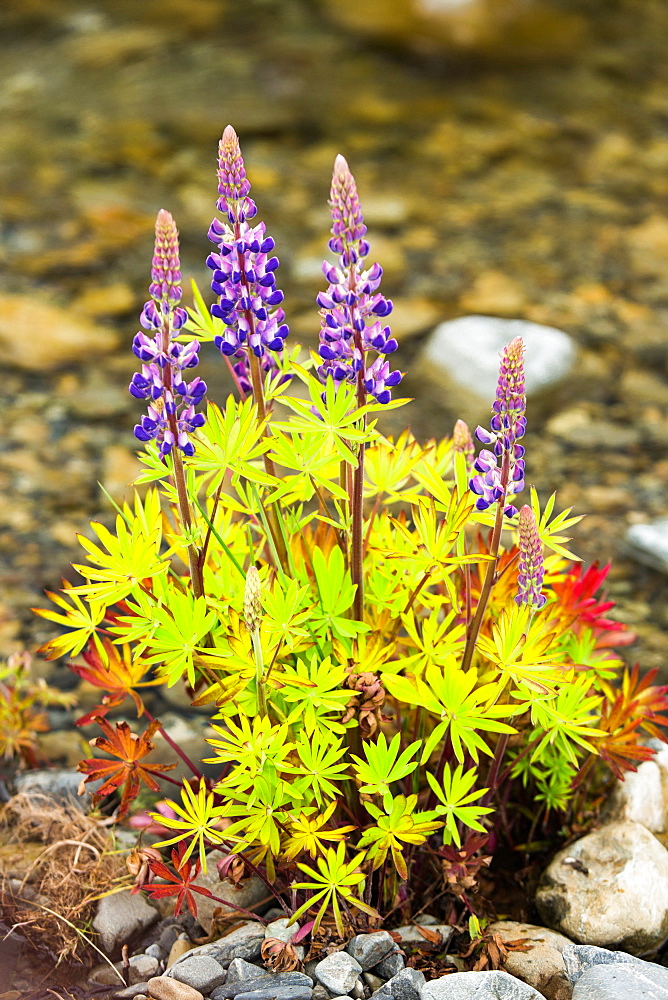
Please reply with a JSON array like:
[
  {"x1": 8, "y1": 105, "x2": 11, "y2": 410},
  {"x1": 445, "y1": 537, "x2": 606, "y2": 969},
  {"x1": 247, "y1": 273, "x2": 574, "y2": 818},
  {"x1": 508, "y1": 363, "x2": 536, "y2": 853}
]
[
  {"x1": 607, "y1": 760, "x2": 667, "y2": 834},
  {"x1": 536, "y1": 820, "x2": 668, "y2": 954},
  {"x1": 421, "y1": 969, "x2": 545, "y2": 999},
  {"x1": 315, "y1": 952, "x2": 363, "y2": 996},
  {"x1": 92, "y1": 890, "x2": 158, "y2": 955},
  {"x1": 625, "y1": 521, "x2": 668, "y2": 574},
  {"x1": 418, "y1": 315, "x2": 576, "y2": 425}
]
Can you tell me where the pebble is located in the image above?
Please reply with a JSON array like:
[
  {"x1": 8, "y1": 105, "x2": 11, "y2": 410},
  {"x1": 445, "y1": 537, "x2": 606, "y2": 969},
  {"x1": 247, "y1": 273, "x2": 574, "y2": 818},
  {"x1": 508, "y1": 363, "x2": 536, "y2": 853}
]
[
  {"x1": 536, "y1": 819, "x2": 668, "y2": 953},
  {"x1": 564, "y1": 944, "x2": 668, "y2": 999},
  {"x1": 226, "y1": 960, "x2": 266, "y2": 984},
  {"x1": 420, "y1": 970, "x2": 544, "y2": 999},
  {"x1": 171, "y1": 955, "x2": 227, "y2": 993},
  {"x1": 372, "y1": 969, "x2": 425, "y2": 1000},
  {"x1": 264, "y1": 917, "x2": 300, "y2": 943},
  {"x1": 92, "y1": 889, "x2": 158, "y2": 956},
  {"x1": 346, "y1": 932, "x2": 395, "y2": 970},
  {"x1": 131, "y1": 956, "x2": 161, "y2": 983},
  {"x1": 146, "y1": 944, "x2": 165, "y2": 962},
  {"x1": 189, "y1": 852, "x2": 269, "y2": 934},
  {"x1": 235, "y1": 989, "x2": 312, "y2": 1000},
  {"x1": 371, "y1": 952, "x2": 405, "y2": 980},
  {"x1": 391, "y1": 925, "x2": 454, "y2": 950},
  {"x1": 15, "y1": 767, "x2": 95, "y2": 810},
  {"x1": 625, "y1": 520, "x2": 668, "y2": 574},
  {"x1": 0, "y1": 295, "x2": 118, "y2": 371},
  {"x1": 314, "y1": 953, "x2": 363, "y2": 996},
  {"x1": 168, "y1": 938, "x2": 194, "y2": 967},
  {"x1": 115, "y1": 986, "x2": 153, "y2": 999},
  {"x1": 147, "y1": 978, "x2": 204, "y2": 1000},
  {"x1": 487, "y1": 921, "x2": 572, "y2": 1000},
  {"x1": 213, "y1": 972, "x2": 314, "y2": 999}
]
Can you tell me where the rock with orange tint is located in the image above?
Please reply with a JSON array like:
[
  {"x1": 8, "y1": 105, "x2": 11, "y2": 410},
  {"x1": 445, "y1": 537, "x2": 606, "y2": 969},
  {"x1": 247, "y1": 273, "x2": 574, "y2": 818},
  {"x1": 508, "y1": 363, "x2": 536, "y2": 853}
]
[{"x1": 0, "y1": 295, "x2": 119, "y2": 371}]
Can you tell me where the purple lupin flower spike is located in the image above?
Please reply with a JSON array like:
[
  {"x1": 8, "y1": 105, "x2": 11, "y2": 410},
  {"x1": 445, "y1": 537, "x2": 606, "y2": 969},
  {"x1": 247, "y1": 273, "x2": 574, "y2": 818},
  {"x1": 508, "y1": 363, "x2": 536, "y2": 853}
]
[
  {"x1": 453, "y1": 418, "x2": 475, "y2": 473},
  {"x1": 469, "y1": 336, "x2": 526, "y2": 518},
  {"x1": 130, "y1": 210, "x2": 206, "y2": 458},
  {"x1": 515, "y1": 504, "x2": 547, "y2": 609},
  {"x1": 206, "y1": 125, "x2": 289, "y2": 394},
  {"x1": 316, "y1": 154, "x2": 401, "y2": 404}
]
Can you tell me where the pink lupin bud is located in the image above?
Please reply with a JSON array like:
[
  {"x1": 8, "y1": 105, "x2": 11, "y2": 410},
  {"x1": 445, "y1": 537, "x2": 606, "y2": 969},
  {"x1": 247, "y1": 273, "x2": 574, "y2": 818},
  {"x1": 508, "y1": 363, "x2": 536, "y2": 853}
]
[
  {"x1": 453, "y1": 418, "x2": 475, "y2": 471},
  {"x1": 217, "y1": 124, "x2": 253, "y2": 215},
  {"x1": 149, "y1": 209, "x2": 182, "y2": 305},
  {"x1": 329, "y1": 154, "x2": 368, "y2": 264},
  {"x1": 515, "y1": 505, "x2": 547, "y2": 609}
]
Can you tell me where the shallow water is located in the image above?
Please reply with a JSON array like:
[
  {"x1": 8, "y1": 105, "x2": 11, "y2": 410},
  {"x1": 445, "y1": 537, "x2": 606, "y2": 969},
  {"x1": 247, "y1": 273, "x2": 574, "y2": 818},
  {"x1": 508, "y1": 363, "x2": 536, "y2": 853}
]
[{"x1": 0, "y1": 0, "x2": 667, "y2": 671}]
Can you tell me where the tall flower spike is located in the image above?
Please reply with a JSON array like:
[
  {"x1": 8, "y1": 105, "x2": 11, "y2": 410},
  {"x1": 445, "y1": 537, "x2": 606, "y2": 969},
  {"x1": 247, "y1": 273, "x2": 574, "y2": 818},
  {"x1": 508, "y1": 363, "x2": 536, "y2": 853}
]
[
  {"x1": 206, "y1": 126, "x2": 289, "y2": 393},
  {"x1": 469, "y1": 337, "x2": 526, "y2": 518},
  {"x1": 130, "y1": 210, "x2": 206, "y2": 457},
  {"x1": 316, "y1": 155, "x2": 401, "y2": 403},
  {"x1": 515, "y1": 505, "x2": 547, "y2": 609}
]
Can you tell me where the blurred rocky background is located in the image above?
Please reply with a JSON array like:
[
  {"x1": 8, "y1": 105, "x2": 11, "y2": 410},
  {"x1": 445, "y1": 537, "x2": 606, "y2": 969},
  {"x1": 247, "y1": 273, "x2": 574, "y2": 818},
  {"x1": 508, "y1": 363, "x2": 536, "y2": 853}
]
[{"x1": 1, "y1": 0, "x2": 667, "y2": 682}]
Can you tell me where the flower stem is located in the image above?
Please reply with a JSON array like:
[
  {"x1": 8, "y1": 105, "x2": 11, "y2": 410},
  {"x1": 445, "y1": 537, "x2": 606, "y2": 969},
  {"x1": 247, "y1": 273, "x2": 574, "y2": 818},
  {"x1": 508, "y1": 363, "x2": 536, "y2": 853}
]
[{"x1": 143, "y1": 707, "x2": 203, "y2": 779}]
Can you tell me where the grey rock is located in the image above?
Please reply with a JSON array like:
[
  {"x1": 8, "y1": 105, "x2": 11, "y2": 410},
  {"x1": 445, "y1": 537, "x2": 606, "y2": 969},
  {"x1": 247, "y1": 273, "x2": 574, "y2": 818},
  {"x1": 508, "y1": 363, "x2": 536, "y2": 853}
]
[
  {"x1": 131, "y1": 956, "x2": 161, "y2": 983},
  {"x1": 172, "y1": 956, "x2": 227, "y2": 992},
  {"x1": 414, "y1": 915, "x2": 439, "y2": 926},
  {"x1": 227, "y1": 960, "x2": 265, "y2": 983},
  {"x1": 350, "y1": 983, "x2": 365, "y2": 1000},
  {"x1": 213, "y1": 973, "x2": 314, "y2": 999},
  {"x1": 536, "y1": 820, "x2": 668, "y2": 954},
  {"x1": 169, "y1": 925, "x2": 266, "y2": 973},
  {"x1": 562, "y1": 944, "x2": 645, "y2": 985},
  {"x1": 372, "y1": 968, "x2": 426, "y2": 1000},
  {"x1": 234, "y1": 989, "x2": 312, "y2": 1000},
  {"x1": 371, "y1": 952, "x2": 405, "y2": 980},
  {"x1": 392, "y1": 926, "x2": 454, "y2": 950},
  {"x1": 115, "y1": 986, "x2": 152, "y2": 999},
  {"x1": 15, "y1": 768, "x2": 98, "y2": 810},
  {"x1": 315, "y1": 953, "x2": 363, "y2": 996},
  {"x1": 625, "y1": 521, "x2": 668, "y2": 575},
  {"x1": 572, "y1": 963, "x2": 668, "y2": 999},
  {"x1": 265, "y1": 918, "x2": 299, "y2": 943},
  {"x1": 488, "y1": 921, "x2": 572, "y2": 1000},
  {"x1": 421, "y1": 970, "x2": 546, "y2": 999},
  {"x1": 347, "y1": 932, "x2": 396, "y2": 971},
  {"x1": 92, "y1": 890, "x2": 158, "y2": 955},
  {"x1": 418, "y1": 316, "x2": 576, "y2": 424},
  {"x1": 606, "y1": 759, "x2": 667, "y2": 837},
  {"x1": 311, "y1": 987, "x2": 330, "y2": 1000},
  {"x1": 364, "y1": 975, "x2": 385, "y2": 993},
  {"x1": 264, "y1": 908, "x2": 287, "y2": 922},
  {"x1": 190, "y1": 853, "x2": 269, "y2": 934},
  {"x1": 159, "y1": 926, "x2": 183, "y2": 953},
  {"x1": 146, "y1": 943, "x2": 165, "y2": 962}
]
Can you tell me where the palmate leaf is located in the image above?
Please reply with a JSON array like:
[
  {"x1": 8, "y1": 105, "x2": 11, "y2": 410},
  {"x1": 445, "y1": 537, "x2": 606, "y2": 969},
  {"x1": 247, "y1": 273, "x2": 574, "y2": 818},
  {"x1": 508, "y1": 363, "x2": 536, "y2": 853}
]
[
  {"x1": 205, "y1": 715, "x2": 294, "y2": 791},
  {"x1": 265, "y1": 430, "x2": 347, "y2": 504},
  {"x1": 383, "y1": 660, "x2": 517, "y2": 764},
  {"x1": 364, "y1": 431, "x2": 424, "y2": 500},
  {"x1": 33, "y1": 580, "x2": 107, "y2": 661},
  {"x1": 151, "y1": 778, "x2": 227, "y2": 870},
  {"x1": 283, "y1": 801, "x2": 355, "y2": 860},
  {"x1": 144, "y1": 591, "x2": 217, "y2": 687},
  {"x1": 290, "y1": 842, "x2": 377, "y2": 936},
  {"x1": 398, "y1": 608, "x2": 467, "y2": 674},
  {"x1": 525, "y1": 675, "x2": 603, "y2": 767},
  {"x1": 282, "y1": 729, "x2": 350, "y2": 807},
  {"x1": 357, "y1": 794, "x2": 443, "y2": 879},
  {"x1": 350, "y1": 732, "x2": 421, "y2": 801},
  {"x1": 190, "y1": 396, "x2": 275, "y2": 493},
  {"x1": 275, "y1": 376, "x2": 377, "y2": 466},
  {"x1": 310, "y1": 545, "x2": 368, "y2": 640},
  {"x1": 476, "y1": 604, "x2": 566, "y2": 694},
  {"x1": 274, "y1": 654, "x2": 353, "y2": 736},
  {"x1": 71, "y1": 512, "x2": 167, "y2": 606},
  {"x1": 426, "y1": 764, "x2": 493, "y2": 847}
]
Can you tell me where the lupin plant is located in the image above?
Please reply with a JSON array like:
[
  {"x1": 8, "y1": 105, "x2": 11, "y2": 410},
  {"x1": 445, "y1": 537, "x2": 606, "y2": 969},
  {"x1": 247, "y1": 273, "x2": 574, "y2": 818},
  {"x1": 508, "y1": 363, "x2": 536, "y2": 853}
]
[{"x1": 34, "y1": 125, "x2": 668, "y2": 943}]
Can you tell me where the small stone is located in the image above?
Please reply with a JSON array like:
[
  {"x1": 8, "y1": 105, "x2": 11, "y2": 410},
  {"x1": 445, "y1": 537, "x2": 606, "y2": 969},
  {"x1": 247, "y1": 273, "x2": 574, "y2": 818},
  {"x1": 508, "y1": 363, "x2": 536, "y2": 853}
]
[
  {"x1": 363, "y1": 975, "x2": 384, "y2": 992},
  {"x1": 115, "y1": 986, "x2": 152, "y2": 999},
  {"x1": 0, "y1": 295, "x2": 119, "y2": 371},
  {"x1": 226, "y1": 960, "x2": 265, "y2": 984},
  {"x1": 372, "y1": 968, "x2": 425, "y2": 1000},
  {"x1": 315, "y1": 954, "x2": 363, "y2": 996},
  {"x1": 346, "y1": 932, "x2": 395, "y2": 971},
  {"x1": 146, "y1": 944, "x2": 165, "y2": 961},
  {"x1": 311, "y1": 988, "x2": 329, "y2": 1000},
  {"x1": 147, "y1": 978, "x2": 204, "y2": 1000},
  {"x1": 93, "y1": 890, "x2": 158, "y2": 956},
  {"x1": 88, "y1": 964, "x2": 126, "y2": 987},
  {"x1": 536, "y1": 820, "x2": 668, "y2": 953},
  {"x1": 572, "y1": 963, "x2": 668, "y2": 1000},
  {"x1": 15, "y1": 768, "x2": 95, "y2": 810},
  {"x1": 488, "y1": 921, "x2": 572, "y2": 1000},
  {"x1": 391, "y1": 926, "x2": 454, "y2": 951},
  {"x1": 212, "y1": 972, "x2": 314, "y2": 999},
  {"x1": 413, "y1": 915, "x2": 439, "y2": 926},
  {"x1": 420, "y1": 970, "x2": 545, "y2": 999},
  {"x1": 172, "y1": 955, "x2": 227, "y2": 993},
  {"x1": 265, "y1": 917, "x2": 300, "y2": 943},
  {"x1": 189, "y1": 852, "x2": 269, "y2": 934},
  {"x1": 168, "y1": 938, "x2": 194, "y2": 967},
  {"x1": 131, "y1": 956, "x2": 161, "y2": 984},
  {"x1": 625, "y1": 521, "x2": 668, "y2": 574},
  {"x1": 234, "y1": 989, "x2": 312, "y2": 1000},
  {"x1": 562, "y1": 944, "x2": 641, "y2": 985},
  {"x1": 371, "y1": 952, "x2": 405, "y2": 980},
  {"x1": 606, "y1": 758, "x2": 668, "y2": 837}
]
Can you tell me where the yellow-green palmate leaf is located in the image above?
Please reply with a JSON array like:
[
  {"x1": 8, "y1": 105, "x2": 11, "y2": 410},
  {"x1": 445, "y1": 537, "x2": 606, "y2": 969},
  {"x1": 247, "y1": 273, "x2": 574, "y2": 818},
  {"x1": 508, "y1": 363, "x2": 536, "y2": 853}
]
[
  {"x1": 265, "y1": 429, "x2": 347, "y2": 505},
  {"x1": 281, "y1": 729, "x2": 351, "y2": 807},
  {"x1": 151, "y1": 778, "x2": 227, "y2": 871},
  {"x1": 357, "y1": 794, "x2": 443, "y2": 879},
  {"x1": 290, "y1": 841, "x2": 377, "y2": 935},
  {"x1": 224, "y1": 773, "x2": 299, "y2": 875},
  {"x1": 33, "y1": 581, "x2": 106, "y2": 661},
  {"x1": 530, "y1": 486, "x2": 583, "y2": 562},
  {"x1": 144, "y1": 591, "x2": 217, "y2": 687},
  {"x1": 283, "y1": 802, "x2": 356, "y2": 860},
  {"x1": 524, "y1": 674, "x2": 603, "y2": 767},
  {"x1": 364, "y1": 431, "x2": 425, "y2": 501},
  {"x1": 382, "y1": 658, "x2": 517, "y2": 764},
  {"x1": 204, "y1": 715, "x2": 294, "y2": 793},
  {"x1": 273, "y1": 654, "x2": 353, "y2": 736},
  {"x1": 70, "y1": 511, "x2": 167, "y2": 606},
  {"x1": 397, "y1": 608, "x2": 467, "y2": 675},
  {"x1": 190, "y1": 396, "x2": 275, "y2": 494},
  {"x1": 476, "y1": 603, "x2": 567, "y2": 694},
  {"x1": 426, "y1": 763, "x2": 493, "y2": 847},
  {"x1": 350, "y1": 732, "x2": 421, "y2": 800}
]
